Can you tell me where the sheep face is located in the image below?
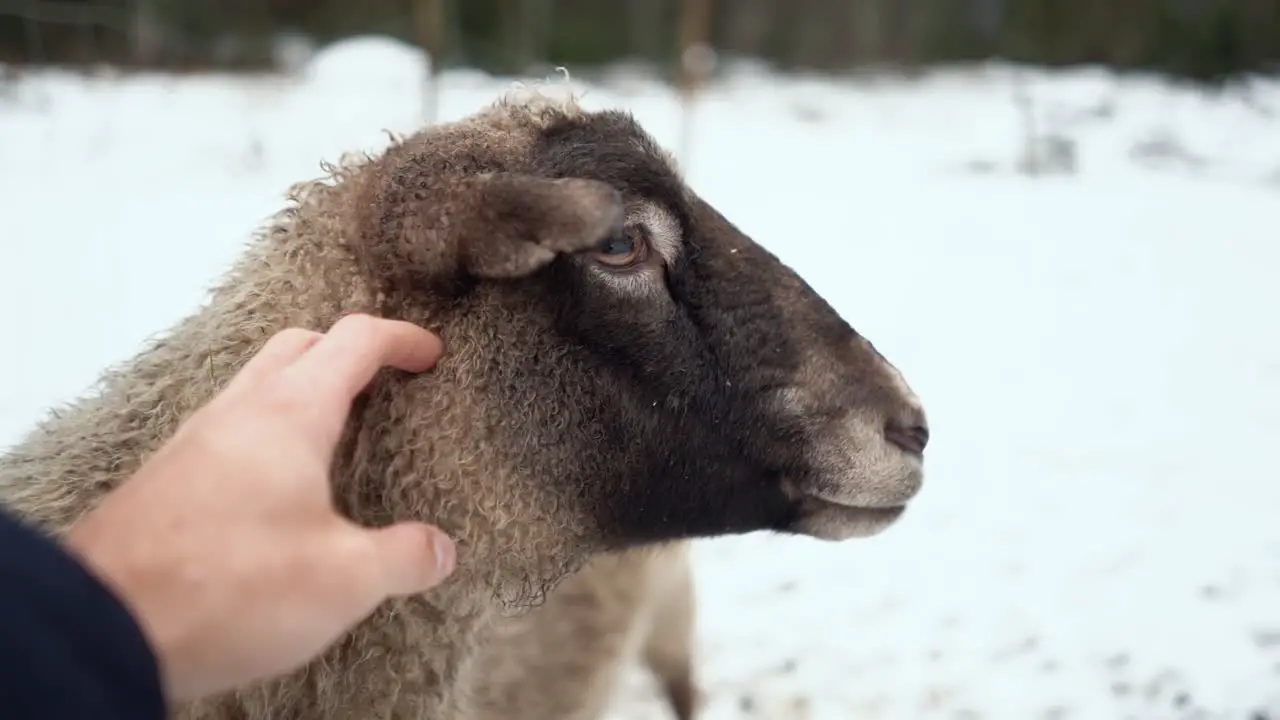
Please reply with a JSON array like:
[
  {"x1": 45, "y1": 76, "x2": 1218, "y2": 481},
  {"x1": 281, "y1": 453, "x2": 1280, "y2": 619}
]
[{"x1": 352, "y1": 93, "x2": 927, "y2": 569}]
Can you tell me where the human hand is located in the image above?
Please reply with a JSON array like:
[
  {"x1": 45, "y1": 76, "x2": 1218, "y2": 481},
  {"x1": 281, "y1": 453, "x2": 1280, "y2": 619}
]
[{"x1": 62, "y1": 314, "x2": 456, "y2": 704}]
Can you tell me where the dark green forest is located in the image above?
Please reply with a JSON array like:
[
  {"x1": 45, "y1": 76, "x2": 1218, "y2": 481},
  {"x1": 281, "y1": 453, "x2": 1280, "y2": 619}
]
[{"x1": 2, "y1": 0, "x2": 1278, "y2": 84}]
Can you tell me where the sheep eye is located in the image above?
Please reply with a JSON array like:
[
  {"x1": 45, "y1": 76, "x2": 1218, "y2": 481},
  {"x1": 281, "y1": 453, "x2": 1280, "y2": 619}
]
[
  {"x1": 601, "y1": 234, "x2": 635, "y2": 256},
  {"x1": 591, "y1": 226, "x2": 649, "y2": 268}
]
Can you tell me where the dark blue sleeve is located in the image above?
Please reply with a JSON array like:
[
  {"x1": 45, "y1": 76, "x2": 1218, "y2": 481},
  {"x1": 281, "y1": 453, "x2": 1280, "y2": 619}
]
[{"x1": 0, "y1": 506, "x2": 167, "y2": 719}]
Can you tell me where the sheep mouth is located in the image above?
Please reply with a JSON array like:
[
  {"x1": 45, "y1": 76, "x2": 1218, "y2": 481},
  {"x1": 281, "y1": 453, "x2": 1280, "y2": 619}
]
[{"x1": 790, "y1": 495, "x2": 909, "y2": 541}]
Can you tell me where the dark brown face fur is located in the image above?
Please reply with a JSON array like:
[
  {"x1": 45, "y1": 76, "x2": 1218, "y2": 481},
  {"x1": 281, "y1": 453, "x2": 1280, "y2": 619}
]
[{"x1": 356, "y1": 95, "x2": 927, "y2": 553}]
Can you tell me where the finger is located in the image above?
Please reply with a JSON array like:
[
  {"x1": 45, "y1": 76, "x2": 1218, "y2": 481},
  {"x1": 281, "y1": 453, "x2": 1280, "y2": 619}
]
[
  {"x1": 283, "y1": 314, "x2": 444, "y2": 409},
  {"x1": 357, "y1": 522, "x2": 457, "y2": 598},
  {"x1": 229, "y1": 328, "x2": 324, "y2": 392}
]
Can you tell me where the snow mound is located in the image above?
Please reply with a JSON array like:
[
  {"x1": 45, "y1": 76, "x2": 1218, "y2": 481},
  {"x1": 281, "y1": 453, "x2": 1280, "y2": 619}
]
[{"x1": 303, "y1": 35, "x2": 430, "y2": 91}]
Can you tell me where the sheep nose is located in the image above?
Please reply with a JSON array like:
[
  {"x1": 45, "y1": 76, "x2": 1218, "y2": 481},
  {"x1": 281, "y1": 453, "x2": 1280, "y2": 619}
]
[{"x1": 884, "y1": 415, "x2": 929, "y2": 456}]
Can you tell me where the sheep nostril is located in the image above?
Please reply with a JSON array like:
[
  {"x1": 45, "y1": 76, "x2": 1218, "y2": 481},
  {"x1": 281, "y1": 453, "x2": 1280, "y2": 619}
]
[{"x1": 885, "y1": 421, "x2": 929, "y2": 456}]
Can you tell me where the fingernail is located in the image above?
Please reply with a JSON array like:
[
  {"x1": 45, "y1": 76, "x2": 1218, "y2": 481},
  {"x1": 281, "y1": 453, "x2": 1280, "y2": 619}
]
[{"x1": 432, "y1": 531, "x2": 456, "y2": 578}]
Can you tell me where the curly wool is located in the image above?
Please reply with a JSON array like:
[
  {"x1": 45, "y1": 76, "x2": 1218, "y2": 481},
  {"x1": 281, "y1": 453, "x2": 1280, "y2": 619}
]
[{"x1": 0, "y1": 85, "x2": 612, "y2": 720}]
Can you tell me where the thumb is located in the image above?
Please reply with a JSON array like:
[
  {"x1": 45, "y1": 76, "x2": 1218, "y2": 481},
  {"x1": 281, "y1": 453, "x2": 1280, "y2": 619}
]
[{"x1": 362, "y1": 522, "x2": 457, "y2": 597}]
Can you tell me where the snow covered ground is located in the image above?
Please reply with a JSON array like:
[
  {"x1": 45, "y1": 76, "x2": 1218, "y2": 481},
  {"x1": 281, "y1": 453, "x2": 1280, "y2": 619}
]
[{"x1": 4, "y1": 37, "x2": 1280, "y2": 720}]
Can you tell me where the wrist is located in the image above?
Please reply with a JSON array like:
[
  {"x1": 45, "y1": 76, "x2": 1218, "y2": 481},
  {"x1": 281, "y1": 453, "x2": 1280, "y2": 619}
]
[{"x1": 62, "y1": 519, "x2": 184, "y2": 702}]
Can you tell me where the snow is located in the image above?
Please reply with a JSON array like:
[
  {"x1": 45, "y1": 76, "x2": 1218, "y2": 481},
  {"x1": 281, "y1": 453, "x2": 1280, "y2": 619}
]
[
  {"x1": 302, "y1": 35, "x2": 430, "y2": 92},
  {"x1": 4, "y1": 36, "x2": 1280, "y2": 719}
]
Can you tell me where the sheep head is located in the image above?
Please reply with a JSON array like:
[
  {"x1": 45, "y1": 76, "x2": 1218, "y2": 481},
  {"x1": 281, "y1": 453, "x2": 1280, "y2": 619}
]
[{"x1": 321, "y1": 88, "x2": 927, "y2": 601}]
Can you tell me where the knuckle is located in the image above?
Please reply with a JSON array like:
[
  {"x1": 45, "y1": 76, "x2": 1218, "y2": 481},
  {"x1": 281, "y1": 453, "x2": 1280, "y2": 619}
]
[
  {"x1": 331, "y1": 529, "x2": 382, "y2": 582},
  {"x1": 258, "y1": 374, "x2": 308, "y2": 413},
  {"x1": 263, "y1": 327, "x2": 320, "y2": 351},
  {"x1": 331, "y1": 312, "x2": 379, "y2": 340}
]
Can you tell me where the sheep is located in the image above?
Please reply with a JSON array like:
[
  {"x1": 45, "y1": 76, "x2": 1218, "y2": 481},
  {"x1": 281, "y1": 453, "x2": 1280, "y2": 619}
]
[
  {"x1": 466, "y1": 542, "x2": 699, "y2": 720},
  {"x1": 0, "y1": 83, "x2": 930, "y2": 720}
]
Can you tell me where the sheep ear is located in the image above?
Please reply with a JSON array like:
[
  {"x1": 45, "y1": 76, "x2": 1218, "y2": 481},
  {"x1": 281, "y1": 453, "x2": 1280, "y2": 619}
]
[{"x1": 462, "y1": 175, "x2": 626, "y2": 280}]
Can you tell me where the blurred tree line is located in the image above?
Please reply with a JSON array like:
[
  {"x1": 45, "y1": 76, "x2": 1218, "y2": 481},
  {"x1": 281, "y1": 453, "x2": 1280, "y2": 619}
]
[{"x1": 1, "y1": 0, "x2": 1278, "y2": 83}]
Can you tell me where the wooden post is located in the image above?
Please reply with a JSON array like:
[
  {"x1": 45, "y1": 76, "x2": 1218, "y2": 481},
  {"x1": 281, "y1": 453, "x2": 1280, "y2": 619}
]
[
  {"x1": 1013, "y1": 69, "x2": 1039, "y2": 177},
  {"x1": 412, "y1": 0, "x2": 447, "y2": 126},
  {"x1": 627, "y1": 0, "x2": 663, "y2": 62},
  {"x1": 22, "y1": 0, "x2": 44, "y2": 64},
  {"x1": 677, "y1": 0, "x2": 715, "y2": 172},
  {"x1": 500, "y1": 0, "x2": 521, "y2": 73},
  {"x1": 510, "y1": 0, "x2": 550, "y2": 75},
  {"x1": 127, "y1": 0, "x2": 162, "y2": 67}
]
